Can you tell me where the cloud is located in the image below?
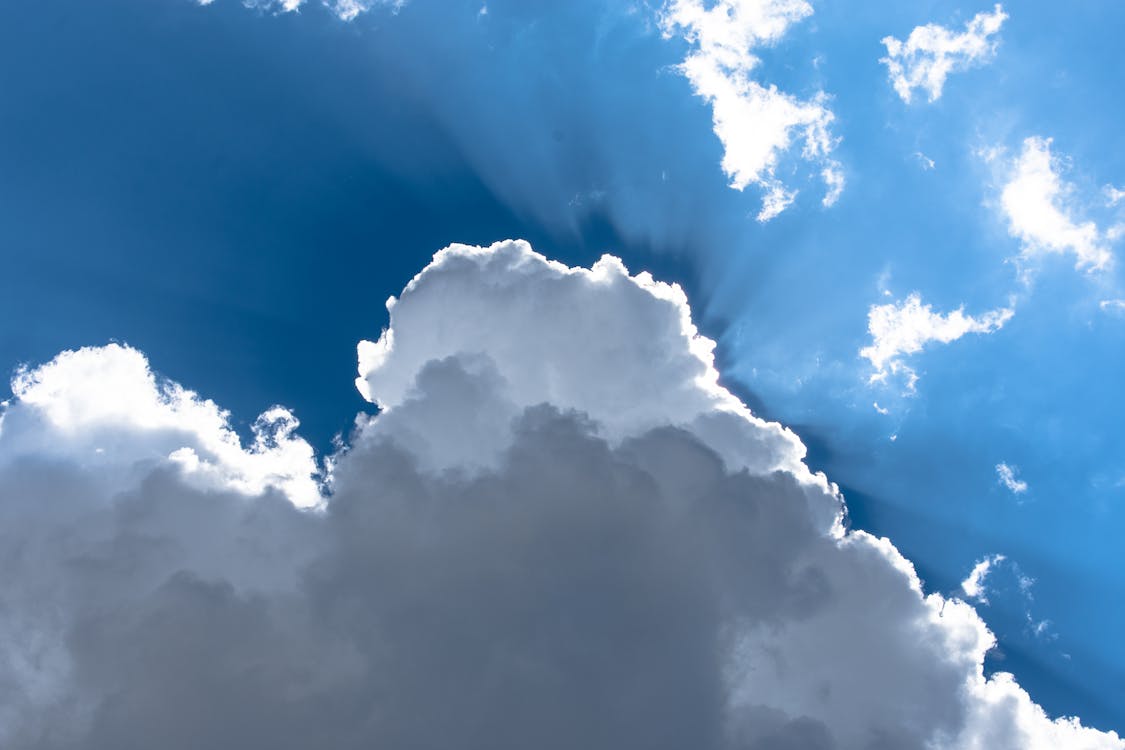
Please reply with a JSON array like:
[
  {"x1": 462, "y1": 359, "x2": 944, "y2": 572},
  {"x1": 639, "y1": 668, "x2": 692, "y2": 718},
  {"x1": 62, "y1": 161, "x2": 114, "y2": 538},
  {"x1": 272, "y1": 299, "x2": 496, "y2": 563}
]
[
  {"x1": 1101, "y1": 299, "x2": 1125, "y2": 314},
  {"x1": 355, "y1": 242, "x2": 823, "y2": 509},
  {"x1": 881, "y1": 4, "x2": 1007, "y2": 103},
  {"x1": 0, "y1": 241, "x2": 1120, "y2": 749},
  {"x1": 822, "y1": 165, "x2": 845, "y2": 207},
  {"x1": 999, "y1": 137, "x2": 1114, "y2": 272},
  {"x1": 660, "y1": 0, "x2": 843, "y2": 220},
  {"x1": 996, "y1": 462, "x2": 1029, "y2": 494},
  {"x1": 197, "y1": 0, "x2": 399, "y2": 21},
  {"x1": 1, "y1": 343, "x2": 321, "y2": 508},
  {"x1": 962, "y1": 554, "x2": 1054, "y2": 645},
  {"x1": 860, "y1": 292, "x2": 1014, "y2": 389},
  {"x1": 915, "y1": 151, "x2": 937, "y2": 170},
  {"x1": 962, "y1": 554, "x2": 1006, "y2": 604},
  {"x1": 1106, "y1": 186, "x2": 1125, "y2": 207}
]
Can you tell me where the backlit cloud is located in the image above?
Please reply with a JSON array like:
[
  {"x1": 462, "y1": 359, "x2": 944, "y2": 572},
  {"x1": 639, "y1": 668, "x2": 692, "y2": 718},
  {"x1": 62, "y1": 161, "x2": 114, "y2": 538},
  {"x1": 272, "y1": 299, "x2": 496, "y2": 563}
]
[{"x1": 0, "y1": 241, "x2": 1119, "y2": 749}]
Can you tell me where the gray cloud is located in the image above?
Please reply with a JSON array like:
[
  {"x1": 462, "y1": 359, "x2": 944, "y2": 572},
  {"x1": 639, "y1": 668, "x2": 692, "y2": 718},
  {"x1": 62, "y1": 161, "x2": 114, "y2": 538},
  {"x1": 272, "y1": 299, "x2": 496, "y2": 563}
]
[{"x1": 0, "y1": 241, "x2": 1119, "y2": 749}]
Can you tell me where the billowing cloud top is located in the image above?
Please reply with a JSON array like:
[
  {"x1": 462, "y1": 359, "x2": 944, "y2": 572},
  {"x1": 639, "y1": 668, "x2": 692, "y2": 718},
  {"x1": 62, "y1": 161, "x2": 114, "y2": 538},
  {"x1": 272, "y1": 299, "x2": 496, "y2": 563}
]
[
  {"x1": 0, "y1": 343, "x2": 320, "y2": 507},
  {"x1": 356, "y1": 241, "x2": 818, "y2": 493},
  {"x1": 1, "y1": 241, "x2": 1120, "y2": 749}
]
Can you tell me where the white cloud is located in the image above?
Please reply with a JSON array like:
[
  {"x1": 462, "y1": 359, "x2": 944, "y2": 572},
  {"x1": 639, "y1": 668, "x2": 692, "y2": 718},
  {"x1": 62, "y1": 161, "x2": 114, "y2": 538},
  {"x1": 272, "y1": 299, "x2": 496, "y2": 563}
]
[
  {"x1": 996, "y1": 462, "x2": 1029, "y2": 494},
  {"x1": 1000, "y1": 137, "x2": 1114, "y2": 271},
  {"x1": 1, "y1": 343, "x2": 320, "y2": 508},
  {"x1": 962, "y1": 554, "x2": 1005, "y2": 604},
  {"x1": 881, "y1": 4, "x2": 1007, "y2": 103},
  {"x1": 1105, "y1": 185, "x2": 1125, "y2": 206},
  {"x1": 1100, "y1": 299, "x2": 1125, "y2": 314},
  {"x1": 861, "y1": 292, "x2": 1014, "y2": 389},
  {"x1": 356, "y1": 241, "x2": 825, "y2": 512},
  {"x1": 822, "y1": 165, "x2": 845, "y2": 207},
  {"x1": 660, "y1": 0, "x2": 842, "y2": 220},
  {"x1": 198, "y1": 0, "x2": 398, "y2": 21},
  {"x1": 915, "y1": 151, "x2": 937, "y2": 170},
  {"x1": 327, "y1": 0, "x2": 404, "y2": 21},
  {"x1": 0, "y1": 241, "x2": 1120, "y2": 749}
]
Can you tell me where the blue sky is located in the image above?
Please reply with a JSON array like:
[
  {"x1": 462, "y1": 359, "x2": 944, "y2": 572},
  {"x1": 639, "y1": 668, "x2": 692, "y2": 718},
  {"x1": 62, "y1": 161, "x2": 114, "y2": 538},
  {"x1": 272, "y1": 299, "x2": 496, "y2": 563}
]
[{"x1": 2, "y1": 0, "x2": 1123, "y2": 737}]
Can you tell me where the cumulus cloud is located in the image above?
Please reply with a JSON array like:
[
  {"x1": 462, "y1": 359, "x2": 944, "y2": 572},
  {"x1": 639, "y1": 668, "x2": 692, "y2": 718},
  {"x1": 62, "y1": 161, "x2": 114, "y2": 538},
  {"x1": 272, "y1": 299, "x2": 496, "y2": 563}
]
[
  {"x1": 1000, "y1": 137, "x2": 1114, "y2": 272},
  {"x1": 660, "y1": 0, "x2": 843, "y2": 220},
  {"x1": 1, "y1": 343, "x2": 320, "y2": 508},
  {"x1": 881, "y1": 4, "x2": 1007, "y2": 103},
  {"x1": 0, "y1": 240, "x2": 1120, "y2": 749},
  {"x1": 996, "y1": 462, "x2": 1029, "y2": 494},
  {"x1": 860, "y1": 292, "x2": 1014, "y2": 389}
]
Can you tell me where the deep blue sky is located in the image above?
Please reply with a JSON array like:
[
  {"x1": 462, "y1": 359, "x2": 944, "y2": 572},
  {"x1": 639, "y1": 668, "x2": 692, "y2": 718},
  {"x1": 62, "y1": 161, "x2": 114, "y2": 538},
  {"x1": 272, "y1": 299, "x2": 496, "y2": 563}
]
[{"x1": 2, "y1": 0, "x2": 1123, "y2": 733}]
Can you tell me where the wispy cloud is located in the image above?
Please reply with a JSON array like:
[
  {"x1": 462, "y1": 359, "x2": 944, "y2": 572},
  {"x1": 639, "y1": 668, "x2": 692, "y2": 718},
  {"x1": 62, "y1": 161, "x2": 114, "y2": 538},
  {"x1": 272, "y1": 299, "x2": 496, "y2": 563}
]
[
  {"x1": 881, "y1": 4, "x2": 1007, "y2": 103},
  {"x1": 998, "y1": 136, "x2": 1113, "y2": 272},
  {"x1": 961, "y1": 554, "x2": 1006, "y2": 604},
  {"x1": 1100, "y1": 299, "x2": 1125, "y2": 314},
  {"x1": 660, "y1": 0, "x2": 842, "y2": 221},
  {"x1": 996, "y1": 462, "x2": 1029, "y2": 494},
  {"x1": 197, "y1": 0, "x2": 401, "y2": 21},
  {"x1": 861, "y1": 293, "x2": 1013, "y2": 390}
]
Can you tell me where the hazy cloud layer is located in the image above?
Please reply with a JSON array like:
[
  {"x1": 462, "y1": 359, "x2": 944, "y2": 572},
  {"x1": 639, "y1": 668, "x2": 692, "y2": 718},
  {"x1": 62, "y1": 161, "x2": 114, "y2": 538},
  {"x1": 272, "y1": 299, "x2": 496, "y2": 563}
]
[
  {"x1": 881, "y1": 4, "x2": 1007, "y2": 104},
  {"x1": 1, "y1": 241, "x2": 1120, "y2": 749}
]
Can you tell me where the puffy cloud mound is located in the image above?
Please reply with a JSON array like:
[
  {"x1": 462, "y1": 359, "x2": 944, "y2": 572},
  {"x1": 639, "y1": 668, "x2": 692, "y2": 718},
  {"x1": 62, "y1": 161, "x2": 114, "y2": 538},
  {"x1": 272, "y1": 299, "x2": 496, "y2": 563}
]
[
  {"x1": 0, "y1": 343, "x2": 320, "y2": 508},
  {"x1": 881, "y1": 4, "x2": 1007, "y2": 104},
  {"x1": 660, "y1": 0, "x2": 843, "y2": 220},
  {"x1": 1, "y1": 240, "x2": 1120, "y2": 749}
]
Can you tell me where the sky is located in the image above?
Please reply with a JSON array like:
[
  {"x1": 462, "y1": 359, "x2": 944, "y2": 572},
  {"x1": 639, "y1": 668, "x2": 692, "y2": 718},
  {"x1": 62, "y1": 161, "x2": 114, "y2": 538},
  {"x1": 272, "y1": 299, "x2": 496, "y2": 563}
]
[{"x1": 1, "y1": 0, "x2": 1123, "y2": 746}]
